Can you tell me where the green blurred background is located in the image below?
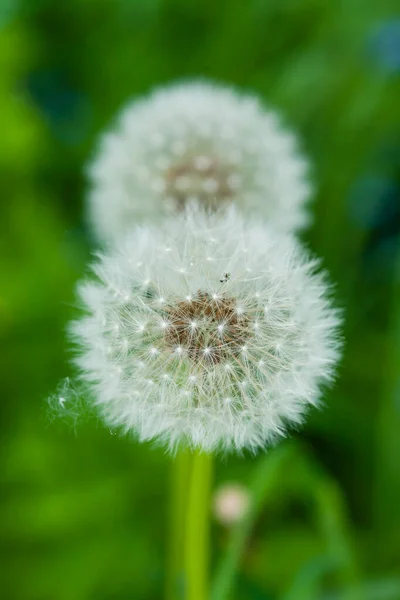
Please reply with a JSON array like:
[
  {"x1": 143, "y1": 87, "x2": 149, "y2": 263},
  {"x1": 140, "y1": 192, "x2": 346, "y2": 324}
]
[{"x1": 1, "y1": 1, "x2": 400, "y2": 598}]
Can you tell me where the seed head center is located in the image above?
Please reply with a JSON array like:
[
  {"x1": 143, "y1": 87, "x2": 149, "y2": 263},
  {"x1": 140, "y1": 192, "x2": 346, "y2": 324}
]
[
  {"x1": 165, "y1": 155, "x2": 234, "y2": 210},
  {"x1": 163, "y1": 291, "x2": 250, "y2": 364}
]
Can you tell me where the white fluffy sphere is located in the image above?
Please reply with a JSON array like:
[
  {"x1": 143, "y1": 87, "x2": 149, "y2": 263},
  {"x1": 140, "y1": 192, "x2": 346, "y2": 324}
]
[
  {"x1": 72, "y1": 207, "x2": 340, "y2": 453},
  {"x1": 88, "y1": 81, "x2": 311, "y2": 245}
]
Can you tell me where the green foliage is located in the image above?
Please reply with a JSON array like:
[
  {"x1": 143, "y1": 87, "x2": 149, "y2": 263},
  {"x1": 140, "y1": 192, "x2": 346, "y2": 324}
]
[{"x1": 1, "y1": 1, "x2": 399, "y2": 598}]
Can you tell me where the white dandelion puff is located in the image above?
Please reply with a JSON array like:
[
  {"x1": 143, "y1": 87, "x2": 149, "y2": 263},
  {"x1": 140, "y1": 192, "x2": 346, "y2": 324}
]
[
  {"x1": 87, "y1": 80, "x2": 312, "y2": 245},
  {"x1": 213, "y1": 483, "x2": 250, "y2": 526},
  {"x1": 70, "y1": 207, "x2": 341, "y2": 453}
]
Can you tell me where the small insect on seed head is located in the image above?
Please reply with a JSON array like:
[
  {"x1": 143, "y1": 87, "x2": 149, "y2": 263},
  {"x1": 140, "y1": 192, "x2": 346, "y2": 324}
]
[{"x1": 220, "y1": 272, "x2": 231, "y2": 283}]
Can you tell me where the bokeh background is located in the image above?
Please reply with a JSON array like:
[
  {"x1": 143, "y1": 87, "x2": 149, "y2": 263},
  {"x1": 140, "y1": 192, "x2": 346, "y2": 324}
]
[{"x1": 1, "y1": 1, "x2": 400, "y2": 599}]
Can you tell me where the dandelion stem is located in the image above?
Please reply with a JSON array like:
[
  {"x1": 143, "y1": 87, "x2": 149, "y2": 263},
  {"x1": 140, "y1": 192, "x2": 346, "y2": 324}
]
[
  {"x1": 185, "y1": 449, "x2": 213, "y2": 600},
  {"x1": 166, "y1": 448, "x2": 191, "y2": 600}
]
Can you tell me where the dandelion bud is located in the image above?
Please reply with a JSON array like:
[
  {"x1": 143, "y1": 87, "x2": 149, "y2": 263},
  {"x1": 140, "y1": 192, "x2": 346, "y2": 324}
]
[
  {"x1": 88, "y1": 81, "x2": 311, "y2": 244},
  {"x1": 71, "y1": 207, "x2": 341, "y2": 453}
]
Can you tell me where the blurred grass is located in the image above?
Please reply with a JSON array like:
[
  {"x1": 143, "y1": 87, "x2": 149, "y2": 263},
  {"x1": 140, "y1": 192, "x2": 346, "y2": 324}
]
[{"x1": 0, "y1": 1, "x2": 399, "y2": 599}]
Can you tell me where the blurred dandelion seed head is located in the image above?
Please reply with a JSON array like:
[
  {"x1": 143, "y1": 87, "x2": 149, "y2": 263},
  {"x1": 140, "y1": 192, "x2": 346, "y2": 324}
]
[
  {"x1": 213, "y1": 483, "x2": 250, "y2": 525},
  {"x1": 88, "y1": 80, "x2": 312, "y2": 245}
]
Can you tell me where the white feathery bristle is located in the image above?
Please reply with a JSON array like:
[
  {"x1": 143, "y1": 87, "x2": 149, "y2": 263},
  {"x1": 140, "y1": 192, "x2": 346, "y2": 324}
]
[
  {"x1": 87, "y1": 80, "x2": 312, "y2": 245},
  {"x1": 71, "y1": 206, "x2": 341, "y2": 453}
]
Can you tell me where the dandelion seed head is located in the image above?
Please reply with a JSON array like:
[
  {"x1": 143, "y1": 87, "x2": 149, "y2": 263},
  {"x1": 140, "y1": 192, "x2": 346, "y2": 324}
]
[
  {"x1": 88, "y1": 80, "x2": 312, "y2": 245},
  {"x1": 71, "y1": 207, "x2": 341, "y2": 453}
]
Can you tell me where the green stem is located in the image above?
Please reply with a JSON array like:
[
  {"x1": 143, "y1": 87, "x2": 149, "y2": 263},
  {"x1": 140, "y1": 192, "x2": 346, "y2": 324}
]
[
  {"x1": 185, "y1": 450, "x2": 213, "y2": 600},
  {"x1": 166, "y1": 448, "x2": 192, "y2": 600}
]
